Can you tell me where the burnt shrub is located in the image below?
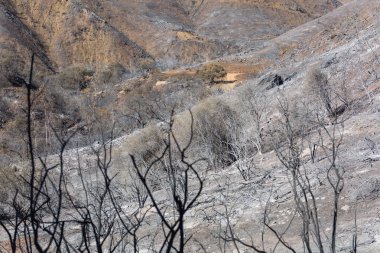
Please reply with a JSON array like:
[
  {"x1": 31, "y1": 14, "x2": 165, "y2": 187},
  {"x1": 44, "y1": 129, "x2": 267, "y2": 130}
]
[
  {"x1": 197, "y1": 63, "x2": 227, "y2": 83},
  {"x1": 193, "y1": 98, "x2": 241, "y2": 168},
  {"x1": 97, "y1": 63, "x2": 128, "y2": 84},
  {"x1": 52, "y1": 65, "x2": 95, "y2": 90}
]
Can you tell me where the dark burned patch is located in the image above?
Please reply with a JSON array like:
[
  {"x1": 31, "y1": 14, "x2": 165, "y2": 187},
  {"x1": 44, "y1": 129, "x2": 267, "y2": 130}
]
[
  {"x1": 260, "y1": 74, "x2": 284, "y2": 90},
  {"x1": 260, "y1": 72, "x2": 298, "y2": 90}
]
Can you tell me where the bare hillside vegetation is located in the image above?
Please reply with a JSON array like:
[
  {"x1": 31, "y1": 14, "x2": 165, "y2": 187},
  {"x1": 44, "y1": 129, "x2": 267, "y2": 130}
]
[{"x1": 3, "y1": 0, "x2": 380, "y2": 252}]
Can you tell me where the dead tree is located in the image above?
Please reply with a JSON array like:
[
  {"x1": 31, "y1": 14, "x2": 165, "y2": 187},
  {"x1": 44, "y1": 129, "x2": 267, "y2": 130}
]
[
  {"x1": 63, "y1": 135, "x2": 120, "y2": 253},
  {"x1": 246, "y1": 92, "x2": 267, "y2": 155},
  {"x1": 272, "y1": 97, "x2": 325, "y2": 253},
  {"x1": 0, "y1": 54, "x2": 80, "y2": 253},
  {"x1": 130, "y1": 110, "x2": 205, "y2": 253},
  {"x1": 316, "y1": 115, "x2": 345, "y2": 253},
  {"x1": 61, "y1": 123, "x2": 153, "y2": 253},
  {"x1": 195, "y1": 99, "x2": 240, "y2": 169},
  {"x1": 217, "y1": 92, "x2": 347, "y2": 253},
  {"x1": 0, "y1": 53, "x2": 148, "y2": 253},
  {"x1": 228, "y1": 91, "x2": 268, "y2": 180},
  {"x1": 270, "y1": 95, "x2": 345, "y2": 253}
]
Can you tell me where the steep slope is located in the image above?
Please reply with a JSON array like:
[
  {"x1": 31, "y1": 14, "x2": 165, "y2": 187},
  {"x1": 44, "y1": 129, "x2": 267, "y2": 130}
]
[
  {"x1": 0, "y1": 0, "x2": 345, "y2": 164},
  {"x1": 2, "y1": 0, "x2": 342, "y2": 70},
  {"x1": 84, "y1": 0, "x2": 343, "y2": 68},
  {"x1": 3, "y1": 0, "x2": 380, "y2": 252},
  {"x1": 85, "y1": 0, "x2": 380, "y2": 251},
  {"x1": 0, "y1": 2, "x2": 55, "y2": 89},
  {"x1": 192, "y1": 0, "x2": 343, "y2": 50},
  {"x1": 1, "y1": 0, "x2": 154, "y2": 72},
  {"x1": 216, "y1": 0, "x2": 372, "y2": 77},
  {"x1": 114, "y1": 0, "x2": 380, "y2": 251},
  {"x1": 78, "y1": 0, "x2": 229, "y2": 68}
]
